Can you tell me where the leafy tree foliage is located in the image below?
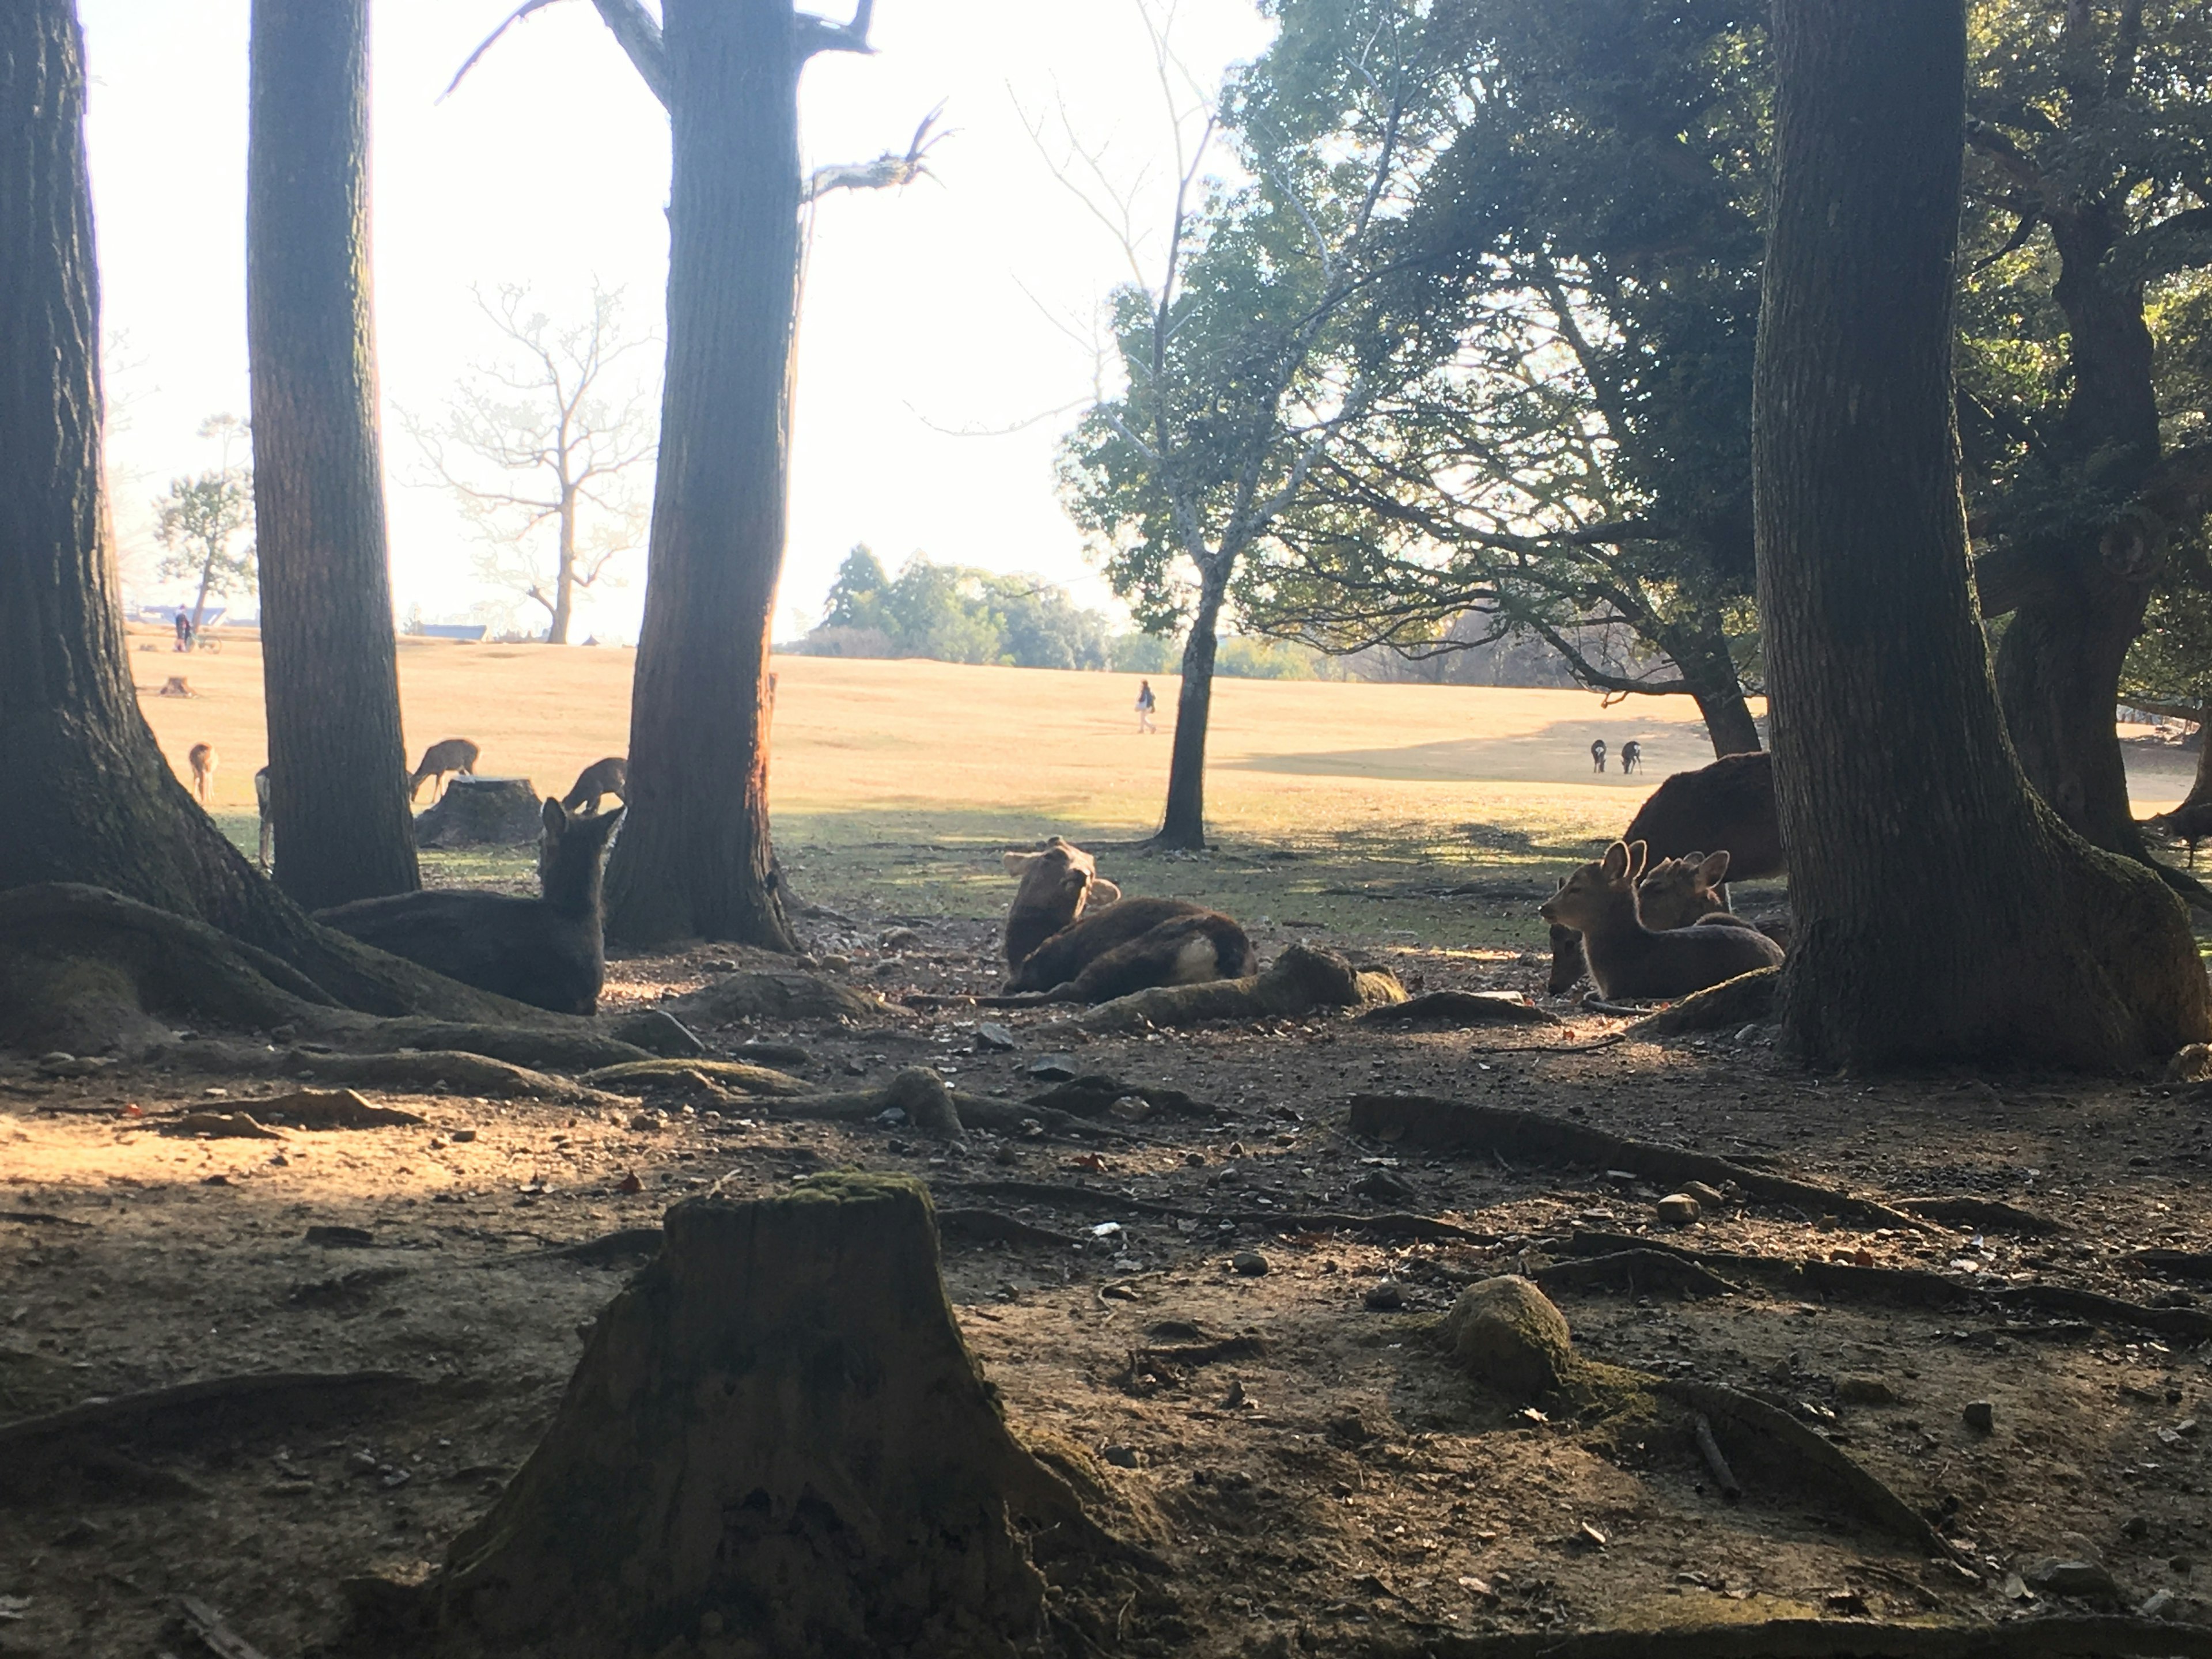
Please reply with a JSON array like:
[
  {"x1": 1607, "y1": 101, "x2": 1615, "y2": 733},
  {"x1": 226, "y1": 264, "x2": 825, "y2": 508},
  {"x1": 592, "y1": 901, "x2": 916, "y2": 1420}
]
[
  {"x1": 809, "y1": 546, "x2": 1112, "y2": 670},
  {"x1": 153, "y1": 415, "x2": 255, "y2": 631}
]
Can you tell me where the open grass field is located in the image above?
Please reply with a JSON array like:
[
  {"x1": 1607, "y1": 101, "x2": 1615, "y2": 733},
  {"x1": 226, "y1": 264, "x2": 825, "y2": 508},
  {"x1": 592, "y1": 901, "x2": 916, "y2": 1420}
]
[{"x1": 132, "y1": 623, "x2": 2199, "y2": 955}]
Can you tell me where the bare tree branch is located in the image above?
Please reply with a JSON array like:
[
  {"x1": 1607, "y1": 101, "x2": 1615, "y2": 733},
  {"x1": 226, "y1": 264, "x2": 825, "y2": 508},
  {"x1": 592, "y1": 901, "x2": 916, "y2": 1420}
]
[
  {"x1": 590, "y1": 0, "x2": 669, "y2": 107},
  {"x1": 442, "y1": 0, "x2": 563, "y2": 102},
  {"x1": 805, "y1": 105, "x2": 947, "y2": 202},
  {"x1": 798, "y1": 0, "x2": 875, "y2": 60}
]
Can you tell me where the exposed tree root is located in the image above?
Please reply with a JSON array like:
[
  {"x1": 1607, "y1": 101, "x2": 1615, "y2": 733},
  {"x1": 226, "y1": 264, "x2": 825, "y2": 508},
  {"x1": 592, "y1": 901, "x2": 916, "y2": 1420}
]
[
  {"x1": 935, "y1": 1208, "x2": 1085, "y2": 1248},
  {"x1": 149, "y1": 1041, "x2": 625, "y2": 1105},
  {"x1": 2128, "y1": 1248, "x2": 2212, "y2": 1282},
  {"x1": 1622, "y1": 967, "x2": 1780, "y2": 1037},
  {"x1": 1372, "y1": 1615, "x2": 2212, "y2": 1658},
  {"x1": 1024, "y1": 1075, "x2": 1221, "y2": 1121},
  {"x1": 577, "y1": 1057, "x2": 812, "y2": 1096},
  {"x1": 1655, "y1": 1378, "x2": 1952, "y2": 1555},
  {"x1": 369, "y1": 1022, "x2": 653, "y2": 1071},
  {"x1": 1, "y1": 1371, "x2": 417, "y2": 1505},
  {"x1": 1360, "y1": 991, "x2": 1566, "y2": 1029},
  {"x1": 666, "y1": 966, "x2": 891, "y2": 1025},
  {"x1": 1347, "y1": 1094, "x2": 1931, "y2": 1233},
  {"x1": 943, "y1": 1179, "x2": 1499, "y2": 1243},
  {"x1": 1532, "y1": 1249, "x2": 1742, "y2": 1299},
  {"x1": 1558, "y1": 1231, "x2": 2212, "y2": 1339},
  {"x1": 1895, "y1": 1195, "x2": 2062, "y2": 1234}
]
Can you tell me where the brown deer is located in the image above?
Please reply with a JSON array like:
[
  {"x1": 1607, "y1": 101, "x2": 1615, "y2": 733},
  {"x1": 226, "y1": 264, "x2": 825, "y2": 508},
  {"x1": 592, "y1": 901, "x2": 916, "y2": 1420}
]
[
  {"x1": 1620, "y1": 738, "x2": 1643, "y2": 774},
  {"x1": 999, "y1": 838, "x2": 1254, "y2": 1002},
  {"x1": 316, "y1": 799, "x2": 624, "y2": 1014},
  {"x1": 561, "y1": 756, "x2": 628, "y2": 815},
  {"x1": 1547, "y1": 849, "x2": 1742, "y2": 993},
  {"x1": 254, "y1": 765, "x2": 272, "y2": 870},
  {"x1": 408, "y1": 737, "x2": 480, "y2": 803},
  {"x1": 1621, "y1": 750, "x2": 1782, "y2": 882},
  {"x1": 2146, "y1": 800, "x2": 2212, "y2": 866},
  {"x1": 187, "y1": 743, "x2": 216, "y2": 805},
  {"x1": 1539, "y1": 840, "x2": 1782, "y2": 1002},
  {"x1": 1590, "y1": 738, "x2": 1607, "y2": 773}
]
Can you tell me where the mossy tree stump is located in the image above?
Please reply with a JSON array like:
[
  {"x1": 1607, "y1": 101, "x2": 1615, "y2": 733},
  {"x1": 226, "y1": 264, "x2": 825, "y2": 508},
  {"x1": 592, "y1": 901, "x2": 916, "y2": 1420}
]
[
  {"x1": 396, "y1": 1175, "x2": 1096, "y2": 1657},
  {"x1": 415, "y1": 778, "x2": 543, "y2": 848}
]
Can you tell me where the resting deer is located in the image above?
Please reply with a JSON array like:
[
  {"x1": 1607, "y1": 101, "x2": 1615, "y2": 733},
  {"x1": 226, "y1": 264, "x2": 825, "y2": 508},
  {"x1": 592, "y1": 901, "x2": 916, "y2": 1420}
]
[
  {"x1": 1622, "y1": 751, "x2": 1782, "y2": 886},
  {"x1": 1539, "y1": 840, "x2": 1782, "y2": 1002},
  {"x1": 408, "y1": 737, "x2": 480, "y2": 803},
  {"x1": 315, "y1": 799, "x2": 624, "y2": 1014},
  {"x1": 561, "y1": 756, "x2": 628, "y2": 815},
  {"x1": 187, "y1": 743, "x2": 216, "y2": 805},
  {"x1": 1546, "y1": 848, "x2": 1745, "y2": 994},
  {"x1": 999, "y1": 838, "x2": 1254, "y2": 1002}
]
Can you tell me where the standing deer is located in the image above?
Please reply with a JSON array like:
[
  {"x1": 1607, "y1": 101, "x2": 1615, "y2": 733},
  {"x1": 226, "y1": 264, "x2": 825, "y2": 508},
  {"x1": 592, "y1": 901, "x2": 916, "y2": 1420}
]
[
  {"x1": 1590, "y1": 738, "x2": 1608, "y2": 774},
  {"x1": 187, "y1": 743, "x2": 217, "y2": 805},
  {"x1": 560, "y1": 756, "x2": 628, "y2": 815},
  {"x1": 254, "y1": 766, "x2": 272, "y2": 870},
  {"x1": 408, "y1": 738, "x2": 480, "y2": 803},
  {"x1": 1620, "y1": 739, "x2": 1643, "y2": 774}
]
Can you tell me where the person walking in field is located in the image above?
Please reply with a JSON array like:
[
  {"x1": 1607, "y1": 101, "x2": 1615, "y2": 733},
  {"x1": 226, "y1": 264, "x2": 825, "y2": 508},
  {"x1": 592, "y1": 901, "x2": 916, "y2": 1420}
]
[
  {"x1": 174, "y1": 608, "x2": 193, "y2": 652},
  {"x1": 1135, "y1": 679, "x2": 1157, "y2": 734}
]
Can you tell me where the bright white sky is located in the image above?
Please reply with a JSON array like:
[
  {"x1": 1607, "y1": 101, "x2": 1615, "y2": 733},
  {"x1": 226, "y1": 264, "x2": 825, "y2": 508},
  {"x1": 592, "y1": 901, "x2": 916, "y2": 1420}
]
[{"x1": 81, "y1": 0, "x2": 1274, "y2": 642}]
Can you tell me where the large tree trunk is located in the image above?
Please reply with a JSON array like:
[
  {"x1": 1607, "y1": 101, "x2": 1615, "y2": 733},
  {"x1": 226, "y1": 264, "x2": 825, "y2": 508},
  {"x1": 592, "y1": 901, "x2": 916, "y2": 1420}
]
[
  {"x1": 1752, "y1": 0, "x2": 2206, "y2": 1070},
  {"x1": 248, "y1": 0, "x2": 420, "y2": 911},
  {"x1": 1988, "y1": 206, "x2": 2161, "y2": 855},
  {"x1": 0, "y1": 0, "x2": 494, "y2": 1027},
  {"x1": 602, "y1": 0, "x2": 798, "y2": 950},
  {"x1": 1157, "y1": 558, "x2": 1231, "y2": 851},
  {"x1": 1667, "y1": 609, "x2": 1763, "y2": 756}
]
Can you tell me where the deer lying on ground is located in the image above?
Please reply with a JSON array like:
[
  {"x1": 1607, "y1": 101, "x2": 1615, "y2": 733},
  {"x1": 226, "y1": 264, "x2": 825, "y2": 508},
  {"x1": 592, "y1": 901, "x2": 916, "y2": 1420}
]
[
  {"x1": 254, "y1": 766, "x2": 272, "y2": 870},
  {"x1": 1539, "y1": 840, "x2": 1782, "y2": 1002},
  {"x1": 408, "y1": 737, "x2": 480, "y2": 803},
  {"x1": 561, "y1": 756, "x2": 628, "y2": 815},
  {"x1": 1622, "y1": 749, "x2": 1782, "y2": 884},
  {"x1": 187, "y1": 743, "x2": 216, "y2": 805},
  {"x1": 1548, "y1": 849, "x2": 1753, "y2": 993},
  {"x1": 999, "y1": 837, "x2": 1255, "y2": 1002},
  {"x1": 315, "y1": 799, "x2": 624, "y2": 1014}
]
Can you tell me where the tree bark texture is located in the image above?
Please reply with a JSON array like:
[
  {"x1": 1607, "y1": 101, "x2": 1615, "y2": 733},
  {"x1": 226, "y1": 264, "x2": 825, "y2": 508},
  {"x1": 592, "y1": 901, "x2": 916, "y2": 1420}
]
[
  {"x1": 1988, "y1": 202, "x2": 2162, "y2": 856},
  {"x1": 602, "y1": 0, "x2": 798, "y2": 949},
  {"x1": 248, "y1": 0, "x2": 420, "y2": 910},
  {"x1": 0, "y1": 0, "x2": 475, "y2": 1025},
  {"x1": 1753, "y1": 0, "x2": 2206, "y2": 1070},
  {"x1": 1157, "y1": 559, "x2": 1231, "y2": 850},
  {"x1": 550, "y1": 493, "x2": 577, "y2": 645}
]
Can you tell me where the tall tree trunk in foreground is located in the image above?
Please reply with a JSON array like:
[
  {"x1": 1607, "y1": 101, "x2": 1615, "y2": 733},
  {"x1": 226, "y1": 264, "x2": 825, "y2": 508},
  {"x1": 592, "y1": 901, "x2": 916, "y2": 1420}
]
[
  {"x1": 0, "y1": 0, "x2": 453, "y2": 1018},
  {"x1": 1156, "y1": 560, "x2": 1232, "y2": 851},
  {"x1": 248, "y1": 0, "x2": 419, "y2": 910},
  {"x1": 1753, "y1": 0, "x2": 2206, "y2": 1069},
  {"x1": 603, "y1": 0, "x2": 800, "y2": 949}
]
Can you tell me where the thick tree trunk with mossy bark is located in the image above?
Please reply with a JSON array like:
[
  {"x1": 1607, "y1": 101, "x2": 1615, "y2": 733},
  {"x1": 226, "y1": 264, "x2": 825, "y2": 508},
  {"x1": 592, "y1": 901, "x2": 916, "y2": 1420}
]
[
  {"x1": 361, "y1": 1176, "x2": 1131, "y2": 1658},
  {"x1": 1753, "y1": 0, "x2": 2207, "y2": 1070},
  {"x1": 249, "y1": 0, "x2": 420, "y2": 911},
  {"x1": 1156, "y1": 558, "x2": 1230, "y2": 851},
  {"x1": 0, "y1": 7, "x2": 537, "y2": 1049},
  {"x1": 601, "y1": 0, "x2": 800, "y2": 950}
]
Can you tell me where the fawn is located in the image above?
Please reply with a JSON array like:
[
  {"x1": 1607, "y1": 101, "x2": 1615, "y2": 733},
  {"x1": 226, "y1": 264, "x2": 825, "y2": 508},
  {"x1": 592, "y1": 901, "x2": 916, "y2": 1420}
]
[
  {"x1": 1539, "y1": 840, "x2": 1782, "y2": 1002},
  {"x1": 187, "y1": 743, "x2": 216, "y2": 805},
  {"x1": 999, "y1": 838, "x2": 1253, "y2": 1001},
  {"x1": 408, "y1": 738, "x2": 480, "y2": 803}
]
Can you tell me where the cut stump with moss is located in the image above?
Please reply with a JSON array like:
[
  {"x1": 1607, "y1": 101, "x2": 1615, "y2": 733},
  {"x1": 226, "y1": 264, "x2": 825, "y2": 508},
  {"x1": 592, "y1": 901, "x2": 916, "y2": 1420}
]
[{"x1": 369, "y1": 1174, "x2": 1107, "y2": 1657}]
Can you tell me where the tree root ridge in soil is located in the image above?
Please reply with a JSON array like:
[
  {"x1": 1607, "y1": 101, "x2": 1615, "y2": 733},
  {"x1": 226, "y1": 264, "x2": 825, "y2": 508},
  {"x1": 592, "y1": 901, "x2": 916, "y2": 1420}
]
[
  {"x1": 362, "y1": 1176, "x2": 1139, "y2": 1659},
  {"x1": 1557, "y1": 1230, "x2": 2212, "y2": 1338},
  {"x1": 1364, "y1": 1614, "x2": 2212, "y2": 1658},
  {"x1": 1349, "y1": 1094, "x2": 1930, "y2": 1233},
  {"x1": 944, "y1": 1179, "x2": 1499, "y2": 1241},
  {"x1": 149, "y1": 1041, "x2": 624, "y2": 1105},
  {"x1": 1359, "y1": 990, "x2": 1566, "y2": 1028}
]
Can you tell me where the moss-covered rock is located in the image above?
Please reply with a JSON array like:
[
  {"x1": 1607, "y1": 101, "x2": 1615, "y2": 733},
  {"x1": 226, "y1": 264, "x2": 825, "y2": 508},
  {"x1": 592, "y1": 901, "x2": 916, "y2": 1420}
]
[{"x1": 1442, "y1": 1274, "x2": 1574, "y2": 1399}]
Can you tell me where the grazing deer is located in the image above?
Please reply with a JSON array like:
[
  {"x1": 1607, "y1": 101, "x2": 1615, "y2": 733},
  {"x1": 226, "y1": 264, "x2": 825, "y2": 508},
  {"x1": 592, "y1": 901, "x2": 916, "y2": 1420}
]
[
  {"x1": 1000, "y1": 838, "x2": 1254, "y2": 1002},
  {"x1": 316, "y1": 799, "x2": 624, "y2": 1014},
  {"x1": 1620, "y1": 739, "x2": 1643, "y2": 774},
  {"x1": 2146, "y1": 800, "x2": 2212, "y2": 867},
  {"x1": 1546, "y1": 848, "x2": 1762, "y2": 993},
  {"x1": 1539, "y1": 840, "x2": 1782, "y2": 1002},
  {"x1": 185, "y1": 743, "x2": 217, "y2": 805},
  {"x1": 408, "y1": 737, "x2": 480, "y2": 803},
  {"x1": 560, "y1": 756, "x2": 628, "y2": 815},
  {"x1": 1590, "y1": 738, "x2": 1608, "y2": 774},
  {"x1": 254, "y1": 765, "x2": 272, "y2": 870}
]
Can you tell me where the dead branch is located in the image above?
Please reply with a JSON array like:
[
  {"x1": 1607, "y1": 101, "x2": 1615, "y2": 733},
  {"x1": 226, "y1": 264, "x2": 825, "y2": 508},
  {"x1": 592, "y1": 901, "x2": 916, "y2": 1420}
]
[{"x1": 805, "y1": 105, "x2": 946, "y2": 202}]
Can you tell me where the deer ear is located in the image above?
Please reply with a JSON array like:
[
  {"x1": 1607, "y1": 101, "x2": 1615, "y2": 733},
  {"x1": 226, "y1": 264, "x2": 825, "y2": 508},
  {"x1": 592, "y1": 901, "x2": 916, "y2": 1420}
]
[
  {"x1": 1003, "y1": 850, "x2": 1040, "y2": 876},
  {"x1": 1698, "y1": 850, "x2": 1732, "y2": 885},
  {"x1": 1627, "y1": 840, "x2": 1649, "y2": 880},
  {"x1": 541, "y1": 797, "x2": 566, "y2": 835},
  {"x1": 1089, "y1": 877, "x2": 1122, "y2": 906},
  {"x1": 1600, "y1": 841, "x2": 1631, "y2": 880}
]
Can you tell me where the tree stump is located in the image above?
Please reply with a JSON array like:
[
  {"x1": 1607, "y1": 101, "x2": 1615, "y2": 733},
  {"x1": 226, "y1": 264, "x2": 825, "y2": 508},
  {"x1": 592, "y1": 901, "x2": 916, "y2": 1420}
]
[
  {"x1": 414, "y1": 777, "x2": 542, "y2": 847},
  {"x1": 384, "y1": 1175, "x2": 1101, "y2": 1657}
]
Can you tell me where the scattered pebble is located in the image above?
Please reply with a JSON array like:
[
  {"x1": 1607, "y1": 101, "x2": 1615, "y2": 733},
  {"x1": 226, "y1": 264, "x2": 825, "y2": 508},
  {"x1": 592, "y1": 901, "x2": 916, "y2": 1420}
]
[
  {"x1": 1362, "y1": 1278, "x2": 1405, "y2": 1312},
  {"x1": 1963, "y1": 1399, "x2": 1995, "y2": 1433},
  {"x1": 1233, "y1": 1250, "x2": 1270, "y2": 1276},
  {"x1": 1656, "y1": 1192, "x2": 1700, "y2": 1226},
  {"x1": 1102, "y1": 1445, "x2": 1139, "y2": 1468},
  {"x1": 1681, "y1": 1180, "x2": 1726, "y2": 1209}
]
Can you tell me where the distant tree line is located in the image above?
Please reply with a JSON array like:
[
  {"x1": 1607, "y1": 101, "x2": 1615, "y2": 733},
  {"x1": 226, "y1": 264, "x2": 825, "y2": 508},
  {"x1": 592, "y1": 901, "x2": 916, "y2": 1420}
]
[{"x1": 785, "y1": 545, "x2": 1336, "y2": 680}]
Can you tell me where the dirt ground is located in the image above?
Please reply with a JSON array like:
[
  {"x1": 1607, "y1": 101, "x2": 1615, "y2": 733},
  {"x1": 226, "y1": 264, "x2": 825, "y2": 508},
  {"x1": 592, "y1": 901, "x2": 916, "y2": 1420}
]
[{"x1": 5, "y1": 831, "x2": 2212, "y2": 1659}]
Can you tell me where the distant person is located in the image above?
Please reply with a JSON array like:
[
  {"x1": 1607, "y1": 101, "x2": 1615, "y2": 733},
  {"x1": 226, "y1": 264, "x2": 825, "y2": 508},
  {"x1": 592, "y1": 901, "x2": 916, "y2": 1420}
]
[
  {"x1": 1135, "y1": 678, "x2": 1157, "y2": 734},
  {"x1": 173, "y1": 608, "x2": 193, "y2": 652},
  {"x1": 1621, "y1": 739, "x2": 1642, "y2": 775},
  {"x1": 1590, "y1": 737, "x2": 1607, "y2": 774}
]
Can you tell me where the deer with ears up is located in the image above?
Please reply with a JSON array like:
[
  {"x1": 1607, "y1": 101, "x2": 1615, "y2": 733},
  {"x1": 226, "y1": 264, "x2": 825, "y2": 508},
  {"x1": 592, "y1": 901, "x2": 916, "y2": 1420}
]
[{"x1": 1539, "y1": 840, "x2": 1781, "y2": 1002}]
